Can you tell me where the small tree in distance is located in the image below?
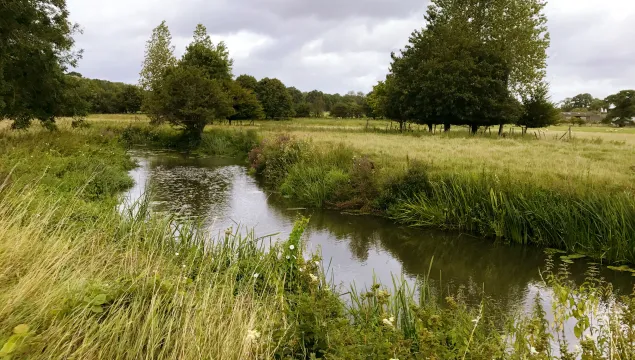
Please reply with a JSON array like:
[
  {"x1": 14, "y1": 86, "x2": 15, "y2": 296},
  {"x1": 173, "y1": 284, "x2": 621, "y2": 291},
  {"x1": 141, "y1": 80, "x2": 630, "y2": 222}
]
[
  {"x1": 517, "y1": 84, "x2": 560, "y2": 133},
  {"x1": 330, "y1": 102, "x2": 350, "y2": 118}
]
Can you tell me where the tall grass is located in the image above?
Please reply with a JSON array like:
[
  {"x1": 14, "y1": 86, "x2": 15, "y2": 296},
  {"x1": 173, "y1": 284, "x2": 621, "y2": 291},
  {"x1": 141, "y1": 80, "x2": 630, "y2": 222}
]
[
  {"x1": 249, "y1": 134, "x2": 635, "y2": 264},
  {"x1": 1, "y1": 125, "x2": 635, "y2": 358}
]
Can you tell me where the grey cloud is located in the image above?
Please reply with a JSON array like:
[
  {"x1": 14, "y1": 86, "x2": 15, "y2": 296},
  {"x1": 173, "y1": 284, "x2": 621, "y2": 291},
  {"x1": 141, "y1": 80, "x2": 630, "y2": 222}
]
[{"x1": 68, "y1": 0, "x2": 635, "y2": 97}]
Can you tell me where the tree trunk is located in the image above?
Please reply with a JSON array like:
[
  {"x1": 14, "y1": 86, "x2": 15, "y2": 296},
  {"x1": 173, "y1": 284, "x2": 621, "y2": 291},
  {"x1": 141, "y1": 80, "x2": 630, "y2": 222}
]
[
  {"x1": 470, "y1": 124, "x2": 479, "y2": 135},
  {"x1": 400, "y1": 121, "x2": 405, "y2": 133},
  {"x1": 498, "y1": 124, "x2": 504, "y2": 136},
  {"x1": 427, "y1": 124, "x2": 433, "y2": 132},
  {"x1": 444, "y1": 123, "x2": 451, "y2": 132}
]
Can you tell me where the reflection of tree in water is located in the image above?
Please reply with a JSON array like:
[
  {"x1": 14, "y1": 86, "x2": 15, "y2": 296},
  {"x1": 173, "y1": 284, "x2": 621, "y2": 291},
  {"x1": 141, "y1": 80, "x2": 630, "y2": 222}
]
[
  {"x1": 306, "y1": 210, "x2": 545, "y2": 310},
  {"x1": 144, "y1": 154, "x2": 237, "y2": 222}
]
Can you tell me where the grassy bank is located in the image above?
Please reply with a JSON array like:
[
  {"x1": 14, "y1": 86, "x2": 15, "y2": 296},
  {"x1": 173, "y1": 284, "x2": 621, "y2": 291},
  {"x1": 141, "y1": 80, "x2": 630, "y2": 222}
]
[{"x1": 1, "y1": 125, "x2": 634, "y2": 358}]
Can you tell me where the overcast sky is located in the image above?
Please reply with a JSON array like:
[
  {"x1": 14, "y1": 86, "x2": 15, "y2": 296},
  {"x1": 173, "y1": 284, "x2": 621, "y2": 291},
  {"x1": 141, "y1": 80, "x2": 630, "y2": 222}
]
[{"x1": 67, "y1": 0, "x2": 635, "y2": 101}]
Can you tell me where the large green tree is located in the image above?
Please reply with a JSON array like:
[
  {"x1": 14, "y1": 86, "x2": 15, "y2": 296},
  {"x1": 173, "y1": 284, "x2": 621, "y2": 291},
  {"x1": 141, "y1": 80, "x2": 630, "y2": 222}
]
[
  {"x1": 157, "y1": 66, "x2": 233, "y2": 137},
  {"x1": 139, "y1": 21, "x2": 176, "y2": 124},
  {"x1": 255, "y1": 78, "x2": 294, "y2": 119},
  {"x1": 154, "y1": 25, "x2": 235, "y2": 138},
  {"x1": 1, "y1": 0, "x2": 81, "y2": 129},
  {"x1": 604, "y1": 90, "x2": 635, "y2": 127}
]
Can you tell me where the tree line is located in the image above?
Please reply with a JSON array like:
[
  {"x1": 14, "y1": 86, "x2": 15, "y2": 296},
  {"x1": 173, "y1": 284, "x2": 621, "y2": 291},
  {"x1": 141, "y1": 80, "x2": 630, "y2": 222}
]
[
  {"x1": 558, "y1": 92, "x2": 635, "y2": 127},
  {"x1": 139, "y1": 21, "x2": 373, "y2": 136},
  {"x1": 2, "y1": 0, "x2": 632, "y2": 133}
]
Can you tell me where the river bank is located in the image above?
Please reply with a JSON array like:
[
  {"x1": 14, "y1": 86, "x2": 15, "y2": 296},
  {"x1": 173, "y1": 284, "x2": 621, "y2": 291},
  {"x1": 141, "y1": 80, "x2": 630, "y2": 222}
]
[{"x1": 1, "y1": 122, "x2": 634, "y2": 358}]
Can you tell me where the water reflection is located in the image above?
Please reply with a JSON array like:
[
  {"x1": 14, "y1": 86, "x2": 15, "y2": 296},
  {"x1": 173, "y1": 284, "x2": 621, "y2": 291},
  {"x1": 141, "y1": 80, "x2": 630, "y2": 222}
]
[{"x1": 123, "y1": 150, "x2": 634, "y2": 309}]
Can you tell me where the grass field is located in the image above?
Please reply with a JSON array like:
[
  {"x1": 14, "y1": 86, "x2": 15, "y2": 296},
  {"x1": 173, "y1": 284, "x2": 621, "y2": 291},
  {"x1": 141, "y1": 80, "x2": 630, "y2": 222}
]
[{"x1": 1, "y1": 118, "x2": 635, "y2": 358}]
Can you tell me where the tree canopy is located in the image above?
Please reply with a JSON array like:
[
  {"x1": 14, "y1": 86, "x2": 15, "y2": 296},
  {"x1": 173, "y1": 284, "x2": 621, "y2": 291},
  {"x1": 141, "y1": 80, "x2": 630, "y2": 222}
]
[
  {"x1": 255, "y1": 78, "x2": 294, "y2": 119},
  {"x1": 604, "y1": 90, "x2": 635, "y2": 127},
  {"x1": 1, "y1": 0, "x2": 81, "y2": 129}
]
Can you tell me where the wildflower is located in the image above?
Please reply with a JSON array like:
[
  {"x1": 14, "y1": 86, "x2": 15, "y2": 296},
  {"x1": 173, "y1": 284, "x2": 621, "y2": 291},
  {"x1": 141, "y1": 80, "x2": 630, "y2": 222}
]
[
  {"x1": 289, "y1": 245, "x2": 295, "y2": 250},
  {"x1": 246, "y1": 329, "x2": 261, "y2": 343},
  {"x1": 182, "y1": 264, "x2": 186, "y2": 268},
  {"x1": 382, "y1": 316, "x2": 395, "y2": 328},
  {"x1": 286, "y1": 255, "x2": 290, "y2": 260},
  {"x1": 175, "y1": 252, "x2": 180, "y2": 256},
  {"x1": 529, "y1": 346, "x2": 538, "y2": 355},
  {"x1": 314, "y1": 261, "x2": 320, "y2": 267},
  {"x1": 253, "y1": 273, "x2": 259, "y2": 278},
  {"x1": 309, "y1": 274, "x2": 318, "y2": 282}
]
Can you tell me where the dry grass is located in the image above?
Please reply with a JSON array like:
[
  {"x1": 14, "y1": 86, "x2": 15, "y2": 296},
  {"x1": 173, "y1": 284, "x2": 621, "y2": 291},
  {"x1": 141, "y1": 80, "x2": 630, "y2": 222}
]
[{"x1": 0, "y1": 188, "x2": 281, "y2": 359}]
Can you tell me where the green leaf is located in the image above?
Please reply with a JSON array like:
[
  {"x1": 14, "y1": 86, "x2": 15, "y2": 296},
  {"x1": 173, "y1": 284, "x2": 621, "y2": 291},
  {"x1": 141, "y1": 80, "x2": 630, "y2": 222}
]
[
  {"x1": 13, "y1": 324, "x2": 29, "y2": 335},
  {"x1": 573, "y1": 324, "x2": 582, "y2": 339},
  {"x1": 607, "y1": 265, "x2": 635, "y2": 273},
  {"x1": 0, "y1": 338, "x2": 17, "y2": 355},
  {"x1": 92, "y1": 294, "x2": 107, "y2": 305},
  {"x1": 561, "y1": 254, "x2": 586, "y2": 260},
  {"x1": 90, "y1": 305, "x2": 104, "y2": 314}
]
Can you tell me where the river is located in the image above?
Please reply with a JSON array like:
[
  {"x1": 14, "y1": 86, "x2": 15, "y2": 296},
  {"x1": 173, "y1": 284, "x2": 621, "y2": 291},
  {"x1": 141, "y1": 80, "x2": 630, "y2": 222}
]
[{"x1": 122, "y1": 150, "x2": 633, "y2": 313}]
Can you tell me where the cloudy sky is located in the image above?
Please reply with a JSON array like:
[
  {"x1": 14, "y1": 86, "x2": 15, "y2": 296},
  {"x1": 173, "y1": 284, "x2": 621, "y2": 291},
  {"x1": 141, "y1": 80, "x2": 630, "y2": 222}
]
[{"x1": 67, "y1": 0, "x2": 635, "y2": 101}]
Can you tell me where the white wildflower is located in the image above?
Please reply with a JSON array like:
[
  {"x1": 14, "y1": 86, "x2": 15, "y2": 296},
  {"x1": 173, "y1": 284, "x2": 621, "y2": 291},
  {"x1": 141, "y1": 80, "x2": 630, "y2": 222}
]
[
  {"x1": 175, "y1": 252, "x2": 179, "y2": 256},
  {"x1": 382, "y1": 316, "x2": 395, "y2": 328},
  {"x1": 286, "y1": 255, "x2": 290, "y2": 260},
  {"x1": 289, "y1": 245, "x2": 295, "y2": 250},
  {"x1": 182, "y1": 264, "x2": 186, "y2": 268},
  {"x1": 309, "y1": 274, "x2": 318, "y2": 282},
  {"x1": 314, "y1": 261, "x2": 320, "y2": 267},
  {"x1": 246, "y1": 329, "x2": 261, "y2": 343},
  {"x1": 529, "y1": 346, "x2": 538, "y2": 355},
  {"x1": 253, "y1": 273, "x2": 259, "y2": 278}
]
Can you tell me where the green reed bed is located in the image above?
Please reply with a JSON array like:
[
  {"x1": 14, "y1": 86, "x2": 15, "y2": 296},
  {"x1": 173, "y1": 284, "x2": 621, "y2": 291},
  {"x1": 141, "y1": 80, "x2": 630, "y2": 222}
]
[{"x1": 247, "y1": 133, "x2": 635, "y2": 265}]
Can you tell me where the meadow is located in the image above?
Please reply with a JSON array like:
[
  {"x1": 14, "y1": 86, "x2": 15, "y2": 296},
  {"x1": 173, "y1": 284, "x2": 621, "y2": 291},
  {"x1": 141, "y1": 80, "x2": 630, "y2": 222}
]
[{"x1": 1, "y1": 117, "x2": 634, "y2": 358}]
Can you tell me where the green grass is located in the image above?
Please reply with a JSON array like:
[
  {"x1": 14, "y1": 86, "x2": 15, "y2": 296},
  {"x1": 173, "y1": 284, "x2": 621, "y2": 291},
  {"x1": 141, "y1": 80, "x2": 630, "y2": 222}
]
[{"x1": 1, "y1": 123, "x2": 635, "y2": 358}]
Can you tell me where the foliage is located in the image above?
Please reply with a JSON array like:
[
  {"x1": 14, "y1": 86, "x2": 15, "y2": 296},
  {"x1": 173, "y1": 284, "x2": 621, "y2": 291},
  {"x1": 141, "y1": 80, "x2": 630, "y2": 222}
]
[
  {"x1": 139, "y1": 20, "x2": 177, "y2": 124},
  {"x1": 255, "y1": 78, "x2": 294, "y2": 119},
  {"x1": 330, "y1": 102, "x2": 351, "y2": 118},
  {"x1": 293, "y1": 102, "x2": 312, "y2": 118},
  {"x1": 180, "y1": 24, "x2": 233, "y2": 81},
  {"x1": 227, "y1": 81, "x2": 264, "y2": 122},
  {"x1": 518, "y1": 84, "x2": 560, "y2": 129},
  {"x1": 604, "y1": 90, "x2": 635, "y2": 127},
  {"x1": 236, "y1": 74, "x2": 258, "y2": 91},
  {"x1": 156, "y1": 66, "x2": 233, "y2": 138},
  {"x1": 0, "y1": 0, "x2": 81, "y2": 129}
]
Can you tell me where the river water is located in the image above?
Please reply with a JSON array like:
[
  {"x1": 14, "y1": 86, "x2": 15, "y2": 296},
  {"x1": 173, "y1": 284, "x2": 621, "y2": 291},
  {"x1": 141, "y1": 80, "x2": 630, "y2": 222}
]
[{"x1": 122, "y1": 150, "x2": 633, "y2": 312}]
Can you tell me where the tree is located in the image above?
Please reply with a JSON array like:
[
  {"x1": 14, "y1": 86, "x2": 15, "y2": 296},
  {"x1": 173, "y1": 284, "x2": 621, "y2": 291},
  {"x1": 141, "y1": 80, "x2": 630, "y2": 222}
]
[
  {"x1": 517, "y1": 84, "x2": 559, "y2": 131},
  {"x1": 156, "y1": 66, "x2": 233, "y2": 138},
  {"x1": 367, "y1": 82, "x2": 388, "y2": 119},
  {"x1": 121, "y1": 85, "x2": 143, "y2": 114},
  {"x1": 570, "y1": 93, "x2": 594, "y2": 109},
  {"x1": 255, "y1": 78, "x2": 294, "y2": 119},
  {"x1": 286, "y1": 86, "x2": 305, "y2": 114},
  {"x1": 139, "y1": 21, "x2": 176, "y2": 124},
  {"x1": 227, "y1": 82, "x2": 264, "y2": 123},
  {"x1": 589, "y1": 98, "x2": 607, "y2": 112},
  {"x1": 294, "y1": 103, "x2": 312, "y2": 118},
  {"x1": 424, "y1": 0, "x2": 550, "y2": 98},
  {"x1": 604, "y1": 90, "x2": 635, "y2": 127},
  {"x1": 306, "y1": 90, "x2": 326, "y2": 117},
  {"x1": 180, "y1": 24, "x2": 233, "y2": 81},
  {"x1": 236, "y1": 74, "x2": 258, "y2": 91},
  {"x1": 330, "y1": 102, "x2": 350, "y2": 118},
  {"x1": 1, "y1": 0, "x2": 81, "y2": 129}
]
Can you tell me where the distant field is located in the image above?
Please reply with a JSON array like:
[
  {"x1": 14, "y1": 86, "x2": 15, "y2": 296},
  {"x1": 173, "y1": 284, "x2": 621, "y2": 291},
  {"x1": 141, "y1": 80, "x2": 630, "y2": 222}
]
[{"x1": 4, "y1": 115, "x2": 634, "y2": 193}]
